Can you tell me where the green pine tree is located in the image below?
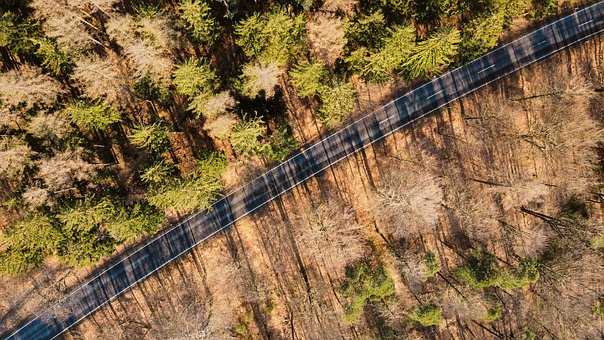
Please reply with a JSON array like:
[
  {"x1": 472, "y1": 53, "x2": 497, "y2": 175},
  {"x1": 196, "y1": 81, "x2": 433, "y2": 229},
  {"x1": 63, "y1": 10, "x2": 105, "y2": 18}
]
[{"x1": 403, "y1": 27, "x2": 461, "y2": 79}]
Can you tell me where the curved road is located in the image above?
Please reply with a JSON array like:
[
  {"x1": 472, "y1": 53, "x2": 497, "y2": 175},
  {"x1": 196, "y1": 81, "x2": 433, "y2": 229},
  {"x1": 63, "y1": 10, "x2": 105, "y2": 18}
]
[{"x1": 4, "y1": 2, "x2": 604, "y2": 339}]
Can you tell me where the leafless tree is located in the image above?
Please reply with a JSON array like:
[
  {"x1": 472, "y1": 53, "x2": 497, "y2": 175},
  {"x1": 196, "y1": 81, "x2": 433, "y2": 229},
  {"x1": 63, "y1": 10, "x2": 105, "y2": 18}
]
[
  {"x1": 0, "y1": 65, "x2": 64, "y2": 114},
  {"x1": 205, "y1": 114, "x2": 238, "y2": 140},
  {"x1": 441, "y1": 287, "x2": 489, "y2": 322},
  {"x1": 372, "y1": 163, "x2": 443, "y2": 240},
  {"x1": 30, "y1": 0, "x2": 99, "y2": 52},
  {"x1": 22, "y1": 187, "x2": 52, "y2": 209},
  {"x1": 242, "y1": 63, "x2": 281, "y2": 98},
  {"x1": 295, "y1": 200, "x2": 368, "y2": 275},
  {"x1": 321, "y1": 0, "x2": 358, "y2": 15},
  {"x1": 307, "y1": 14, "x2": 347, "y2": 66},
  {"x1": 0, "y1": 138, "x2": 32, "y2": 187},
  {"x1": 194, "y1": 91, "x2": 237, "y2": 120},
  {"x1": 72, "y1": 55, "x2": 131, "y2": 108},
  {"x1": 26, "y1": 112, "x2": 73, "y2": 142},
  {"x1": 36, "y1": 149, "x2": 99, "y2": 193}
]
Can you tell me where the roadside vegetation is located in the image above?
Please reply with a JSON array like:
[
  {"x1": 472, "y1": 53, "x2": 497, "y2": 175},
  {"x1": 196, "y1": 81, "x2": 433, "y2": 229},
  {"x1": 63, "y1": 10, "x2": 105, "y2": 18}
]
[{"x1": 1, "y1": 0, "x2": 602, "y2": 338}]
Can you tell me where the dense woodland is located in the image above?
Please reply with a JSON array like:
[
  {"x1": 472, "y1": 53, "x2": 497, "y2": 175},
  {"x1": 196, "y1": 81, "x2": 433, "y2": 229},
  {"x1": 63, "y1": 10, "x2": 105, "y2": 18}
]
[{"x1": 1, "y1": 0, "x2": 602, "y2": 339}]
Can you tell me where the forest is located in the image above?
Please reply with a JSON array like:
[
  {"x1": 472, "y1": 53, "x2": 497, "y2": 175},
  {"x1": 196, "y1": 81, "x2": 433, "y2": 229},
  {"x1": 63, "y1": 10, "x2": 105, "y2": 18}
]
[{"x1": 0, "y1": 0, "x2": 602, "y2": 339}]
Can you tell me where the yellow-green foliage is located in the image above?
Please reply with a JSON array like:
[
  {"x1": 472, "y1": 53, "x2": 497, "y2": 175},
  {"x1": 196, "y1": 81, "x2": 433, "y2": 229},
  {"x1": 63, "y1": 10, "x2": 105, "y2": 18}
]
[
  {"x1": 63, "y1": 100, "x2": 120, "y2": 131},
  {"x1": 0, "y1": 215, "x2": 62, "y2": 275},
  {"x1": 409, "y1": 304, "x2": 443, "y2": 327},
  {"x1": 229, "y1": 116, "x2": 269, "y2": 156},
  {"x1": 173, "y1": 59, "x2": 217, "y2": 97},
  {"x1": 403, "y1": 28, "x2": 461, "y2": 79},
  {"x1": 235, "y1": 8, "x2": 305, "y2": 66},
  {"x1": 289, "y1": 61, "x2": 326, "y2": 97},
  {"x1": 455, "y1": 251, "x2": 539, "y2": 290},
  {"x1": 179, "y1": 0, "x2": 219, "y2": 44},
  {"x1": 423, "y1": 251, "x2": 440, "y2": 279},
  {"x1": 318, "y1": 81, "x2": 356, "y2": 128},
  {"x1": 341, "y1": 263, "x2": 395, "y2": 324},
  {"x1": 148, "y1": 152, "x2": 226, "y2": 214}
]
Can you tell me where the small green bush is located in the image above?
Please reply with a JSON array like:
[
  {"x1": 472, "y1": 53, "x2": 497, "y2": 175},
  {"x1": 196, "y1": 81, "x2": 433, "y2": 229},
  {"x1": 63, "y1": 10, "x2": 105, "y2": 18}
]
[
  {"x1": 423, "y1": 251, "x2": 440, "y2": 279},
  {"x1": 341, "y1": 263, "x2": 395, "y2": 324},
  {"x1": 409, "y1": 304, "x2": 443, "y2": 327},
  {"x1": 455, "y1": 251, "x2": 539, "y2": 290},
  {"x1": 318, "y1": 81, "x2": 356, "y2": 128}
]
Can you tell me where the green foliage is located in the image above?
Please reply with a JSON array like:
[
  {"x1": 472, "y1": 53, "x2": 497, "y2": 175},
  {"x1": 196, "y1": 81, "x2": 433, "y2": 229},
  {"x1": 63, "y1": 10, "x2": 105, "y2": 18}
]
[
  {"x1": 591, "y1": 233, "x2": 604, "y2": 250},
  {"x1": 460, "y1": 11, "x2": 505, "y2": 60},
  {"x1": 0, "y1": 215, "x2": 62, "y2": 275},
  {"x1": 58, "y1": 200, "x2": 117, "y2": 267},
  {"x1": 362, "y1": 25, "x2": 416, "y2": 82},
  {"x1": 345, "y1": 11, "x2": 388, "y2": 51},
  {"x1": 133, "y1": 73, "x2": 170, "y2": 103},
  {"x1": 409, "y1": 304, "x2": 443, "y2": 327},
  {"x1": 531, "y1": 0, "x2": 558, "y2": 19},
  {"x1": 521, "y1": 329, "x2": 538, "y2": 340},
  {"x1": 484, "y1": 305, "x2": 502, "y2": 322},
  {"x1": 148, "y1": 152, "x2": 226, "y2": 214},
  {"x1": 173, "y1": 59, "x2": 217, "y2": 97},
  {"x1": 229, "y1": 116, "x2": 269, "y2": 156},
  {"x1": 235, "y1": 9, "x2": 306, "y2": 66},
  {"x1": 289, "y1": 61, "x2": 326, "y2": 97},
  {"x1": 423, "y1": 251, "x2": 440, "y2": 278},
  {"x1": 341, "y1": 263, "x2": 395, "y2": 324},
  {"x1": 63, "y1": 100, "x2": 121, "y2": 131},
  {"x1": 33, "y1": 38, "x2": 70, "y2": 76},
  {"x1": 141, "y1": 161, "x2": 175, "y2": 185},
  {"x1": 455, "y1": 251, "x2": 539, "y2": 290},
  {"x1": 128, "y1": 123, "x2": 170, "y2": 153},
  {"x1": 179, "y1": 0, "x2": 219, "y2": 44},
  {"x1": 105, "y1": 204, "x2": 164, "y2": 242},
  {"x1": 318, "y1": 81, "x2": 356, "y2": 128},
  {"x1": 593, "y1": 297, "x2": 604, "y2": 318},
  {"x1": 0, "y1": 12, "x2": 37, "y2": 56},
  {"x1": 403, "y1": 27, "x2": 461, "y2": 79},
  {"x1": 265, "y1": 123, "x2": 299, "y2": 161}
]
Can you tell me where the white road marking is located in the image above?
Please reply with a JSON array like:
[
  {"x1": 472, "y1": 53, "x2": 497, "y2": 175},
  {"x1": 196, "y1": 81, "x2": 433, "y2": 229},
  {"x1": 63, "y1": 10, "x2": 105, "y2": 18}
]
[
  {"x1": 477, "y1": 64, "x2": 496, "y2": 74},
  {"x1": 578, "y1": 19, "x2": 593, "y2": 27}
]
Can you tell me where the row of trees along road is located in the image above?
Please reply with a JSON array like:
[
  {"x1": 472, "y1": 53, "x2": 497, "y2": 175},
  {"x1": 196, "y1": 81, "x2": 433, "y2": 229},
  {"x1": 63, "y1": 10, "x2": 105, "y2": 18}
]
[{"x1": 0, "y1": 0, "x2": 568, "y2": 275}]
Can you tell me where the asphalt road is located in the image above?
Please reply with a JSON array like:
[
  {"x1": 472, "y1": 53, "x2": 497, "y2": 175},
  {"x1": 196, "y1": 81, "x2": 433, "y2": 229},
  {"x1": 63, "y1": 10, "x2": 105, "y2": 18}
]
[{"x1": 3, "y1": 2, "x2": 604, "y2": 339}]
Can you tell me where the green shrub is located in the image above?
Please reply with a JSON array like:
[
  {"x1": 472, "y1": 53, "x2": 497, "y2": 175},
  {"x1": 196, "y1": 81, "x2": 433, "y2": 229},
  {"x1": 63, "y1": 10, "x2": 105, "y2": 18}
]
[
  {"x1": 409, "y1": 304, "x2": 443, "y2": 327},
  {"x1": 106, "y1": 204, "x2": 164, "y2": 242},
  {"x1": 265, "y1": 123, "x2": 299, "y2": 162},
  {"x1": 484, "y1": 305, "x2": 502, "y2": 322},
  {"x1": 141, "y1": 161, "x2": 175, "y2": 185},
  {"x1": 423, "y1": 251, "x2": 440, "y2": 279},
  {"x1": 341, "y1": 263, "x2": 395, "y2": 324},
  {"x1": 592, "y1": 297, "x2": 604, "y2": 318},
  {"x1": 455, "y1": 251, "x2": 539, "y2": 290}
]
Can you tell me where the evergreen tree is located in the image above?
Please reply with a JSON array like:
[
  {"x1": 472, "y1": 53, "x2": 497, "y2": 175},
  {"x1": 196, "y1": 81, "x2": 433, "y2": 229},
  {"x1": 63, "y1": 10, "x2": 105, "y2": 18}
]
[
  {"x1": 229, "y1": 116, "x2": 269, "y2": 156},
  {"x1": 403, "y1": 27, "x2": 460, "y2": 79},
  {"x1": 363, "y1": 25, "x2": 416, "y2": 82},
  {"x1": 235, "y1": 8, "x2": 306, "y2": 66},
  {"x1": 173, "y1": 59, "x2": 217, "y2": 97},
  {"x1": 0, "y1": 215, "x2": 62, "y2": 275},
  {"x1": 128, "y1": 123, "x2": 170, "y2": 153},
  {"x1": 179, "y1": 0, "x2": 219, "y2": 45},
  {"x1": 318, "y1": 81, "x2": 356, "y2": 128},
  {"x1": 289, "y1": 61, "x2": 326, "y2": 97},
  {"x1": 63, "y1": 100, "x2": 121, "y2": 131}
]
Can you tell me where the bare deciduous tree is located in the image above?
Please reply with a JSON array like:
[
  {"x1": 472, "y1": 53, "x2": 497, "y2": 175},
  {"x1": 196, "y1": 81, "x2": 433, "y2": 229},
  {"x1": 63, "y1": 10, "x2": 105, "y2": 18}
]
[
  {"x1": 242, "y1": 63, "x2": 281, "y2": 98},
  {"x1": 295, "y1": 200, "x2": 367, "y2": 275},
  {"x1": 30, "y1": 0, "x2": 97, "y2": 52},
  {"x1": 0, "y1": 65, "x2": 63, "y2": 114},
  {"x1": 321, "y1": 0, "x2": 358, "y2": 15},
  {"x1": 36, "y1": 149, "x2": 99, "y2": 193},
  {"x1": 307, "y1": 14, "x2": 347, "y2": 66},
  {"x1": 26, "y1": 112, "x2": 72, "y2": 142},
  {"x1": 22, "y1": 187, "x2": 51, "y2": 209},
  {"x1": 0, "y1": 138, "x2": 32, "y2": 187},
  {"x1": 72, "y1": 55, "x2": 130, "y2": 108},
  {"x1": 372, "y1": 163, "x2": 443, "y2": 240}
]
